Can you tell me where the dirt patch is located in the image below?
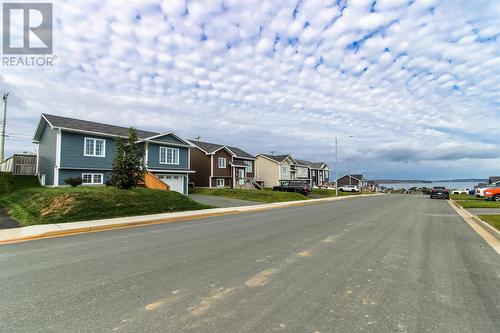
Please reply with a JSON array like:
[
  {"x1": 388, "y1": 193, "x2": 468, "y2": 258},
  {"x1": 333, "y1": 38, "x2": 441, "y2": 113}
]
[
  {"x1": 245, "y1": 268, "x2": 277, "y2": 287},
  {"x1": 39, "y1": 195, "x2": 77, "y2": 218}
]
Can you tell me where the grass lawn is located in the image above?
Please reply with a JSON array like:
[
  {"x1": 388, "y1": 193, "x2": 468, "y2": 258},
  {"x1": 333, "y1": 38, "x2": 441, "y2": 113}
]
[
  {"x1": 0, "y1": 173, "x2": 211, "y2": 226},
  {"x1": 454, "y1": 200, "x2": 500, "y2": 209},
  {"x1": 311, "y1": 188, "x2": 377, "y2": 197},
  {"x1": 478, "y1": 215, "x2": 500, "y2": 231},
  {"x1": 190, "y1": 187, "x2": 308, "y2": 203},
  {"x1": 450, "y1": 194, "x2": 483, "y2": 201}
]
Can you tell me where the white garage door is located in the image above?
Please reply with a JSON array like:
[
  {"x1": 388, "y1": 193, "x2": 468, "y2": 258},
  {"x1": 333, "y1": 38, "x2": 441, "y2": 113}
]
[{"x1": 157, "y1": 174, "x2": 184, "y2": 194}]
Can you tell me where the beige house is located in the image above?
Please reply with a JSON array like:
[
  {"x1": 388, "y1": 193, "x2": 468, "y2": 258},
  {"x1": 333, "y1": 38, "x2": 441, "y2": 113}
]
[{"x1": 255, "y1": 154, "x2": 311, "y2": 187}]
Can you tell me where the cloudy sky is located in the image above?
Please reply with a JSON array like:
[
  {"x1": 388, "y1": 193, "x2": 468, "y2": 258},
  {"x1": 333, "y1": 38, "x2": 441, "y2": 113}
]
[{"x1": 1, "y1": 0, "x2": 499, "y2": 180}]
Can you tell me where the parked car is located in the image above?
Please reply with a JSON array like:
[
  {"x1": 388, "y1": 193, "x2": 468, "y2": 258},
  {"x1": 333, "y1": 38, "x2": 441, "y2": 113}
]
[
  {"x1": 484, "y1": 187, "x2": 500, "y2": 202},
  {"x1": 476, "y1": 182, "x2": 500, "y2": 197},
  {"x1": 468, "y1": 188, "x2": 476, "y2": 195},
  {"x1": 451, "y1": 188, "x2": 469, "y2": 195},
  {"x1": 430, "y1": 186, "x2": 449, "y2": 199},
  {"x1": 273, "y1": 180, "x2": 311, "y2": 196},
  {"x1": 338, "y1": 185, "x2": 359, "y2": 192}
]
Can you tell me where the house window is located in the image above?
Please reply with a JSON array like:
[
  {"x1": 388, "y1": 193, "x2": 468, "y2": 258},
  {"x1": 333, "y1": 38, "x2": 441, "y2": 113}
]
[
  {"x1": 159, "y1": 147, "x2": 179, "y2": 164},
  {"x1": 81, "y1": 173, "x2": 103, "y2": 185},
  {"x1": 218, "y1": 157, "x2": 226, "y2": 168},
  {"x1": 244, "y1": 160, "x2": 252, "y2": 173},
  {"x1": 84, "y1": 138, "x2": 105, "y2": 157},
  {"x1": 281, "y1": 165, "x2": 288, "y2": 176},
  {"x1": 216, "y1": 178, "x2": 225, "y2": 187}
]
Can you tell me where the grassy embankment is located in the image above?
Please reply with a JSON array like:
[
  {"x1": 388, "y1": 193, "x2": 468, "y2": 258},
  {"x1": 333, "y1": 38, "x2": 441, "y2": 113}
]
[
  {"x1": 190, "y1": 187, "x2": 309, "y2": 203},
  {"x1": 477, "y1": 215, "x2": 500, "y2": 231},
  {"x1": 0, "y1": 173, "x2": 210, "y2": 227},
  {"x1": 190, "y1": 187, "x2": 376, "y2": 202},
  {"x1": 451, "y1": 193, "x2": 500, "y2": 209}
]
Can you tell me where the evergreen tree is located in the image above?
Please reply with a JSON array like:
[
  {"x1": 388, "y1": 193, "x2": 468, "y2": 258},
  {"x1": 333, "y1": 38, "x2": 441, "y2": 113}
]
[{"x1": 111, "y1": 128, "x2": 145, "y2": 189}]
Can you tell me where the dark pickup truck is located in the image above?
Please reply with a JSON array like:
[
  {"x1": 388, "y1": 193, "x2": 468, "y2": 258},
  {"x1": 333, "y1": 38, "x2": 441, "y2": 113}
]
[{"x1": 273, "y1": 180, "x2": 311, "y2": 196}]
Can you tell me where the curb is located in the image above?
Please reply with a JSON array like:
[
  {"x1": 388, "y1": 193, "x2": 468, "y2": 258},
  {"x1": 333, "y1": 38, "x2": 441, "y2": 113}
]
[
  {"x1": 448, "y1": 200, "x2": 500, "y2": 254},
  {"x1": 0, "y1": 193, "x2": 382, "y2": 244}
]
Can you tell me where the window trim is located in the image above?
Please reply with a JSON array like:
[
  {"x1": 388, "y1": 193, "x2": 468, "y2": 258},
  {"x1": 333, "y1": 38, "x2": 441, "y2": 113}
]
[
  {"x1": 218, "y1": 157, "x2": 226, "y2": 168},
  {"x1": 281, "y1": 165, "x2": 289, "y2": 176},
  {"x1": 244, "y1": 160, "x2": 252, "y2": 173},
  {"x1": 216, "y1": 178, "x2": 225, "y2": 187},
  {"x1": 81, "y1": 173, "x2": 104, "y2": 185},
  {"x1": 159, "y1": 147, "x2": 180, "y2": 165},
  {"x1": 84, "y1": 137, "x2": 106, "y2": 157}
]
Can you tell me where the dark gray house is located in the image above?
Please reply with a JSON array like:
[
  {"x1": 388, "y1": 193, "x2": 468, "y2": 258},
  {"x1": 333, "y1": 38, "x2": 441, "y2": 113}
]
[
  {"x1": 296, "y1": 160, "x2": 330, "y2": 187},
  {"x1": 336, "y1": 174, "x2": 365, "y2": 188},
  {"x1": 32, "y1": 114, "x2": 194, "y2": 194},
  {"x1": 489, "y1": 176, "x2": 500, "y2": 184}
]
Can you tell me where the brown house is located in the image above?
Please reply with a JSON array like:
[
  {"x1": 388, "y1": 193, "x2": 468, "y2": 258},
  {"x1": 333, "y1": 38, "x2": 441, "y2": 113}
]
[
  {"x1": 336, "y1": 174, "x2": 365, "y2": 188},
  {"x1": 188, "y1": 140, "x2": 256, "y2": 188}
]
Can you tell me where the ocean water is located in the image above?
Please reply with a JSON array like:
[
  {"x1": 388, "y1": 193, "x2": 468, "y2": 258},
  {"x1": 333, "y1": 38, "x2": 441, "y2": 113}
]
[{"x1": 378, "y1": 181, "x2": 481, "y2": 190}]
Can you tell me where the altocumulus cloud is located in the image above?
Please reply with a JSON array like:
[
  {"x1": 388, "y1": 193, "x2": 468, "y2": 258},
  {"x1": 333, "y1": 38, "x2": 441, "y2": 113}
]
[{"x1": 1, "y1": 0, "x2": 499, "y2": 179}]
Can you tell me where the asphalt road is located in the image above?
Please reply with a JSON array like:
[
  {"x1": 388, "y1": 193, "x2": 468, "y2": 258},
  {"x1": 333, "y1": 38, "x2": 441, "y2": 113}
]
[{"x1": 1, "y1": 195, "x2": 499, "y2": 332}]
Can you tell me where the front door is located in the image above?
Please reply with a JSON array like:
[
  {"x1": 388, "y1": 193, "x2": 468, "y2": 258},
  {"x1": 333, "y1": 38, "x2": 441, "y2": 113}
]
[{"x1": 238, "y1": 169, "x2": 245, "y2": 185}]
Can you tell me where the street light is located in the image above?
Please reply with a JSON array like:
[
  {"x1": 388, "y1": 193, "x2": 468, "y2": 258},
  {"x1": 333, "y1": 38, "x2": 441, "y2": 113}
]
[{"x1": 334, "y1": 135, "x2": 354, "y2": 196}]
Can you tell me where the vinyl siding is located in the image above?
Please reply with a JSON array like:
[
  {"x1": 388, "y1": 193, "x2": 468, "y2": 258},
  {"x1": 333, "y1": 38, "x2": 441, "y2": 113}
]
[
  {"x1": 189, "y1": 147, "x2": 211, "y2": 187},
  {"x1": 147, "y1": 143, "x2": 189, "y2": 170},
  {"x1": 37, "y1": 122, "x2": 57, "y2": 186},
  {"x1": 60, "y1": 131, "x2": 116, "y2": 169},
  {"x1": 255, "y1": 156, "x2": 279, "y2": 187},
  {"x1": 150, "y1": 134, "x2": 185, "y2": 144}
]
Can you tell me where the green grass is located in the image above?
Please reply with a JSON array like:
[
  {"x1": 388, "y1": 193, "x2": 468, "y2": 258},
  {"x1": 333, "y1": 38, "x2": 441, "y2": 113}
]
[
  {"x1": 453, "y1": 200, "x2": 500, "y2": 209},
  {"x1": 0, "y1": 173, "x2": 210, "y2": 226},
  {"x1": 311, "y1": 188, "x2": 376, "y2": 197},
  {"x1": 450, "y1": 194, "x2": 483, "y2": 201},
  {"x1": 478, "y1": 215, "x2": 500, "y2": 231},
  {"x1": 190, "y1": 187, "x2": 308, "y2": 203}
]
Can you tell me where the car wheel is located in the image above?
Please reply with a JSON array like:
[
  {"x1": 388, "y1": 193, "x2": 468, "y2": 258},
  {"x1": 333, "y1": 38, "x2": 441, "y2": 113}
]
[
  {"x1": 430, "y1": 196, "x2": 433, "y2": 199},
  {"x1": 493, "y1": 194, "x2": 500, "y2": 202}
]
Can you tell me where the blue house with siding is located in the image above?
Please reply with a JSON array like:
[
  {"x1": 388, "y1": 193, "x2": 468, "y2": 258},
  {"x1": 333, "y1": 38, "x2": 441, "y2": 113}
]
[{"x1": 32, "y1": 114, "x2": 194, "y2": 194}]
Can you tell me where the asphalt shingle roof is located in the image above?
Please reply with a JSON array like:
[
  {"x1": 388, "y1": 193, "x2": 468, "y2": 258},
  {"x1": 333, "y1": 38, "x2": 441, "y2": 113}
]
[
  {"x1": 43, "y1": 114, "x2": 159, "y2": 139},
  {"x1": 189, "y1": 140, "x2": 254, "y2": 159},
  {"x1": 296, "y1": 159, "x2": 327, "y2": 169},
  {"x1": 260, "y1": 154, "x2": 291, "y2": 163}
]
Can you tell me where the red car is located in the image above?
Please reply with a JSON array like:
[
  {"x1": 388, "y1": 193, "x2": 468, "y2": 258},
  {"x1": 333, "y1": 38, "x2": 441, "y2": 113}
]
[{"x1": 484, "y1": 187, "x2": 500, "y2": 202}]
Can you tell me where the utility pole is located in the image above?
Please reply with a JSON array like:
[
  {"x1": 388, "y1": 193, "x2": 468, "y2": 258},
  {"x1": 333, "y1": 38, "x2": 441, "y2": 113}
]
[
  {"x1": 195, "y1": 136, "x2": 201, "y2": 141},
  {"x1": 0, "y1": 93, "x2": 9, "y2": 163},
  {"x1": 334, "y1": 135, "x2": 354, "y2": 196},
  {"x1": 335, "y1": 136, "x2": 338, "y2": 196}
]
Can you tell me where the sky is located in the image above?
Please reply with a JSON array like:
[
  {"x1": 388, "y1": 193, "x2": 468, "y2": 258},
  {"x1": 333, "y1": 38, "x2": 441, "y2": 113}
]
[{"x1": 1, "y1": 0, "x2": 499, "y2": 180}]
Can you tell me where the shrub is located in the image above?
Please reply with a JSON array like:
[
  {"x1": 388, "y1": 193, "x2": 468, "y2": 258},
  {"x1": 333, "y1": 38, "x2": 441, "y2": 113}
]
[
  {"x1": 0, "y1": 172, "x2": 14, "y2": 195},
  {"x1": 64, "y1": 177, "x2": 82, "y2": 187}
]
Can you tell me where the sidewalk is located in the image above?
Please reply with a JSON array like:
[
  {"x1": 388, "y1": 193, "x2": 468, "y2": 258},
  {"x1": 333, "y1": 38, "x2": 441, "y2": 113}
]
[{"x1": 0, "y1": 194, "x2": 380, "y2": 244}]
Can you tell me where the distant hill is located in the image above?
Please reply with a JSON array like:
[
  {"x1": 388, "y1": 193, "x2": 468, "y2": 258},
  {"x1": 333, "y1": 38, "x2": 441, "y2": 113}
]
[
  {"x1": 432, "y1": 179, "x2": 487, "y2": 183},
  {"x1": 376, "y1": 179, "x2": 487, "y2": 184}
]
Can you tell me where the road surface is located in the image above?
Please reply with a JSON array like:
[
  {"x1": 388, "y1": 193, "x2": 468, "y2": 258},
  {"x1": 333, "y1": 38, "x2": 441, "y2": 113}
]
[{"x1": 1, "y1": 195, "x2": 499, "y2": 332}]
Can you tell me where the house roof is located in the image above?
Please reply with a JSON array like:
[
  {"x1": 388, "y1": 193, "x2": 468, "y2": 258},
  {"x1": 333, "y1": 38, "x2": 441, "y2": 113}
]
[
  {"x1": 296, "y1": 159, "x2": 327, "y2": 169},
  {"x1": 189, "y1": 140, "x2": 254, "y2": 159},
  {"x1": 33, "y1": 114, "x2": 192, "y2": 146},
  {"x1": 338, "y1": 174, "x2": 364, "y2": 181},
  {"x1": 489, "y1": 176, "x2": 500, "y2": 183},
  {"x1": 41, "y1": 114, "x2": 158, "y2": 139},
  {"x1": 229, "y1": 160, "x2": 248, "y2": 167},
  {"x1": 259, "y1": 154, "x2": 291, "y2": 163}
]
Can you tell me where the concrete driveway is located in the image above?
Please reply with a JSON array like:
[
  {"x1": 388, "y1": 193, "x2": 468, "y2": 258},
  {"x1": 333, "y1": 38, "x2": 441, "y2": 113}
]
[{"x1": 189, "y1": 194, "x2": 260, "y2": 208}]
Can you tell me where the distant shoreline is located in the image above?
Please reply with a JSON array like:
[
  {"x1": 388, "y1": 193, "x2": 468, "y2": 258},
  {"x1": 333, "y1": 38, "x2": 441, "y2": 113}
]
[{"x1": 375, "y1": 179, "x2": 487, "y2": 184}]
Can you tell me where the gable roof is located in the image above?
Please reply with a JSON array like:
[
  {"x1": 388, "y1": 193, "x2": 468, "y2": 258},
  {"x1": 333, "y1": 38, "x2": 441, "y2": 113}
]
[
  {"x1": 189, "y1": 140, "x2": 254, "y2": 159},
  {"x1": 338, "y1": 174, "x2": 364, "y2": 181},
  {"x1": 259, "y1": 154, "x2": 291, "y2": 163},
  {"x1": 296, "y1": 159, "x2": 327, "y2": 169},
  {"x1": 33, "y1": 114, "x2": 192, "y2": 146}
]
